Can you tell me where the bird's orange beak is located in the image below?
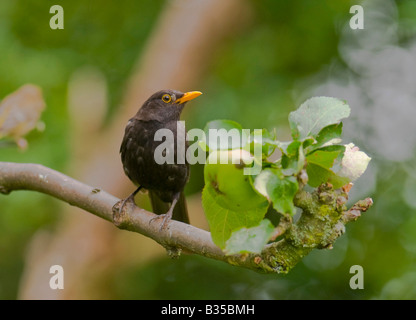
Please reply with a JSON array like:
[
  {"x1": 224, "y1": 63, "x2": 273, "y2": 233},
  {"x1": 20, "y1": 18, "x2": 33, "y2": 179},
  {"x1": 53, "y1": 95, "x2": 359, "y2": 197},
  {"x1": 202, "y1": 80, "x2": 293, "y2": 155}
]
[{"x1": 176, "y1": 91, "x2": 202, "y2": 104}]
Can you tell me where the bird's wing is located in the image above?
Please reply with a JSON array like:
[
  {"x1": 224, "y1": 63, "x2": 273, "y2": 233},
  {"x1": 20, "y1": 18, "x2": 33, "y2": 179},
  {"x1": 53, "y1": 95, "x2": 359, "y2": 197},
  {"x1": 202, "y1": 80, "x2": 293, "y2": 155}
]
[{"x1": 148, "y1": 190, "x2": 190, "y2": 224}]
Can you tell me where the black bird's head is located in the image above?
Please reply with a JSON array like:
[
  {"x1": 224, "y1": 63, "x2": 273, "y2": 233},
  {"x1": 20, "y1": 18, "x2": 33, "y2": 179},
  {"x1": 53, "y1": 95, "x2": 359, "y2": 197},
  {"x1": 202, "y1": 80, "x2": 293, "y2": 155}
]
[{"x1": 136, "y1": 89, "x2": 202, "y2": 122}]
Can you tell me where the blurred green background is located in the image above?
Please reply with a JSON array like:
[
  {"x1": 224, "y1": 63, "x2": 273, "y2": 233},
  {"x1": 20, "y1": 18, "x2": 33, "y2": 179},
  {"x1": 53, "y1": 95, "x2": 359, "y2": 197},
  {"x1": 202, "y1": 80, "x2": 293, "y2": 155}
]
[{"x1": 1, "y1": 0, "x2": 416, "y2": 300}]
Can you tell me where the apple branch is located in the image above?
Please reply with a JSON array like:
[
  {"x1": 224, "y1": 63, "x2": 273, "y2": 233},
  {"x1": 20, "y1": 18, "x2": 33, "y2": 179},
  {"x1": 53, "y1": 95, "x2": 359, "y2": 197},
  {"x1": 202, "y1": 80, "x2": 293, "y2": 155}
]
[{"x1": 0, "y1": 162, "x2": 372, "y2": 273}]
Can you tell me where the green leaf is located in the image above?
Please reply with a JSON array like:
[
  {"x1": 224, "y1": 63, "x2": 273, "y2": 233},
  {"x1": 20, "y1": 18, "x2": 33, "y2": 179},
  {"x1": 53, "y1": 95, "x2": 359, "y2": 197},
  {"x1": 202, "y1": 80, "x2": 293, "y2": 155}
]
[
  {"x1": 204, "y1": 151, "x2": 268, "y2": 212},
  {"x1": 200, "y1": 119, "x2": 248, "y2": 151},
  {"x1": 306, "y1": 146, "x2": 347, "y2": 189},
  {"x1": 302, "y1": 137, "x2": 316, "y2": 150},
  {"x1": 202, "y1": 185, "x2": 268, "y2": 249},
  {"x1": 314, "y1": 122, "x2": 343, "y2": 150},
  {"x1": 306, "y1": 163, "x2": 350, "y2": 189},
  {"x1": 329, "y1": 174, "x2": 351, "y2": 189},
  {"x1": 280, "y1": 141, "x2": 305, "y2": 175},
  {"x1": 306, "y1": 163, "x2": 332, "y2": 187},
  {"x1": 285, "y1": 140, "x2": 302, "y2": 156},
  {"x1": 306, "y1": 149, "x2": 342, "y2": 169},
  {"x1": 246, "y1": 128, "x2": 277, "y2": 157},
  {"x1": 289, "y1": 97, "x2": 350, "y2": 140},
  {"x1": 225, "y1": 219, "x2": 275, "y2": 255},
  {"x1": 254, "y1": 168, "x2": 299, "y2": 215}
]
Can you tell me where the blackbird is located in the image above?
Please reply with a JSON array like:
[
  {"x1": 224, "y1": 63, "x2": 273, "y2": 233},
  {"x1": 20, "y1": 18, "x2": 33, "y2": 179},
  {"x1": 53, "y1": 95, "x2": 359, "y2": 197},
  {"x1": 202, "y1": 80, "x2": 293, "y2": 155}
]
[{"x1": 119, "y1": 89, "x2": 202, "y2": 229}]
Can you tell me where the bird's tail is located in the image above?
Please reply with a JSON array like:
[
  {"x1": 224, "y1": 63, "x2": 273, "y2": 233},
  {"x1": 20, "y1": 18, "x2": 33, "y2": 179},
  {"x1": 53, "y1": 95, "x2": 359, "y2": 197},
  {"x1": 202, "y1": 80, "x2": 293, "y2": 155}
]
[{"x1": 148, "y1": 191, "x2": 190, "y2": 224}]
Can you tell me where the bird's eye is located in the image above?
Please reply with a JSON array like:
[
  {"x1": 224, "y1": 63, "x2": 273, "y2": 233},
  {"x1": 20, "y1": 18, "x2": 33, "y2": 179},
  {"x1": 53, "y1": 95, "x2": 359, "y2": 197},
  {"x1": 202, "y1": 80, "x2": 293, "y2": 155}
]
[{"x1": 162, "y1": 94, "x2": 172, "y2": 103}]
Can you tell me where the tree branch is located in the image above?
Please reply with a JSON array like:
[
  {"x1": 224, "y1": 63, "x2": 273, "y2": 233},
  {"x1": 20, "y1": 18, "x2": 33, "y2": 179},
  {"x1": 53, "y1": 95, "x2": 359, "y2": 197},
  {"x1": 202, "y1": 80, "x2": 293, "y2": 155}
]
[
  {"x1": 0, "y1": 162, "x2": 373, "y2": 273},
  {"x1": 0, "y1": 162, "x2": 224, "y2": 257}
]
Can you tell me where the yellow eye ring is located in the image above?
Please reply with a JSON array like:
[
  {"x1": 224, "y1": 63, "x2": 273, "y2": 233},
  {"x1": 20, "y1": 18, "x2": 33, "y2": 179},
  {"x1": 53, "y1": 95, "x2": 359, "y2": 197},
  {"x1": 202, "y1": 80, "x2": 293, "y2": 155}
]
[{"x1": 162, "y1": 94, "x2": 172, "y2": 103}]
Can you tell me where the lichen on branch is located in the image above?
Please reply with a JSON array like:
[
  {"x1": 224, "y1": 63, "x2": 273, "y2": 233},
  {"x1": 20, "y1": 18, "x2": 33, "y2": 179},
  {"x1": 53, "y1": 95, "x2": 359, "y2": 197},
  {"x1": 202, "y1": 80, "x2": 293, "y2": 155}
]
[{"x1": 226, "y1": 182, "x2": 373, "y2": 274}]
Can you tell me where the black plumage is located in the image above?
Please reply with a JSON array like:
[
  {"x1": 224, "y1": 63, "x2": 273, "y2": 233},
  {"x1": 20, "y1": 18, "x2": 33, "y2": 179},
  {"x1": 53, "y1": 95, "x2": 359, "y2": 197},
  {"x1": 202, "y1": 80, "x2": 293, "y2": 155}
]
[{"x1": 119, "y1": 89, "x2": 202, "y2": 228}]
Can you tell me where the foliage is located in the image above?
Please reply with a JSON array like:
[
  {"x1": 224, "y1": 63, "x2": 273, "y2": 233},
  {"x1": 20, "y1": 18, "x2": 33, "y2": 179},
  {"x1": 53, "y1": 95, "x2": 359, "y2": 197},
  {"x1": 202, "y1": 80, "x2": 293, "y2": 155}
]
[{"x1": 202, "y1": 97, "x2": 371, "y2": 254}]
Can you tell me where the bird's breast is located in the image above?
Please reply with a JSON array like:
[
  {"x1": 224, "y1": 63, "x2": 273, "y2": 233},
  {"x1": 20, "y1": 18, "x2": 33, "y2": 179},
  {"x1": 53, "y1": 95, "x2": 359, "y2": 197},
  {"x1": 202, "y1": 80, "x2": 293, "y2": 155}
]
[{"x1": 120, "y1": 119, "x2": 189, "y2": 196}]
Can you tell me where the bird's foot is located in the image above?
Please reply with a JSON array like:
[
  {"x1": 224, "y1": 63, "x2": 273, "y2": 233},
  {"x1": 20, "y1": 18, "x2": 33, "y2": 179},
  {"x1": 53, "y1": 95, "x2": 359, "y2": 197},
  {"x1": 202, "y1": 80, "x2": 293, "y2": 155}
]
[
  {"x1": 149, "y1": 194, "x2": 178, "y2": 231},
  {"x1": 112, "y1": 195, "x2": 136, "y2": 228},
  {"x1": 149, "y1": 212, "x2": 172, "y2": 231},
  {"x1": 114, "y1": 186, "x2": 141, "y2": 216}
]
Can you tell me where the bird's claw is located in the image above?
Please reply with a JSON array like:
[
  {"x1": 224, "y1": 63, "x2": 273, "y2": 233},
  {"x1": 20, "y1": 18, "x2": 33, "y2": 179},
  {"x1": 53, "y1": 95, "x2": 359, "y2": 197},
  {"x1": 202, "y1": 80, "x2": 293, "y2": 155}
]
[
  {"x1": 112, "y1": 195, "x2": 136, "y2": 228},
  {"x1": 149, "y1": 213, "x2": 172, "y2": 231},
  {"x1": 116, "y1": 194, "x2": 136, "y2": 215}
]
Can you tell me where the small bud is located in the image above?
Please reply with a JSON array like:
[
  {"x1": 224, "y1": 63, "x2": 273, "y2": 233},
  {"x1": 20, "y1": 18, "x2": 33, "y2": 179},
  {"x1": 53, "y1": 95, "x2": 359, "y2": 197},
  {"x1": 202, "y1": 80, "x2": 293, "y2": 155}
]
[
  {"x1": 319, "y1": 191, "x2": 334, "y2": 203},
  {"x1": 338, "y1": 143, "x2": 371, "y2": 181},
  {"x1": 342, "y1": 182, "x2": 354, "y2": 193},
  {"x1": 344, "y1": 209, "x2": 361, "y2": 221},
  {"x1": 298, "y1": 169, "x2": 308, "y2": 185},
  {"x1": 254, "y1": 256, "x2": 262, "y2": 264},
  {"x1": 337, "y1": 196, "x2": 348, "y2": 207}
]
